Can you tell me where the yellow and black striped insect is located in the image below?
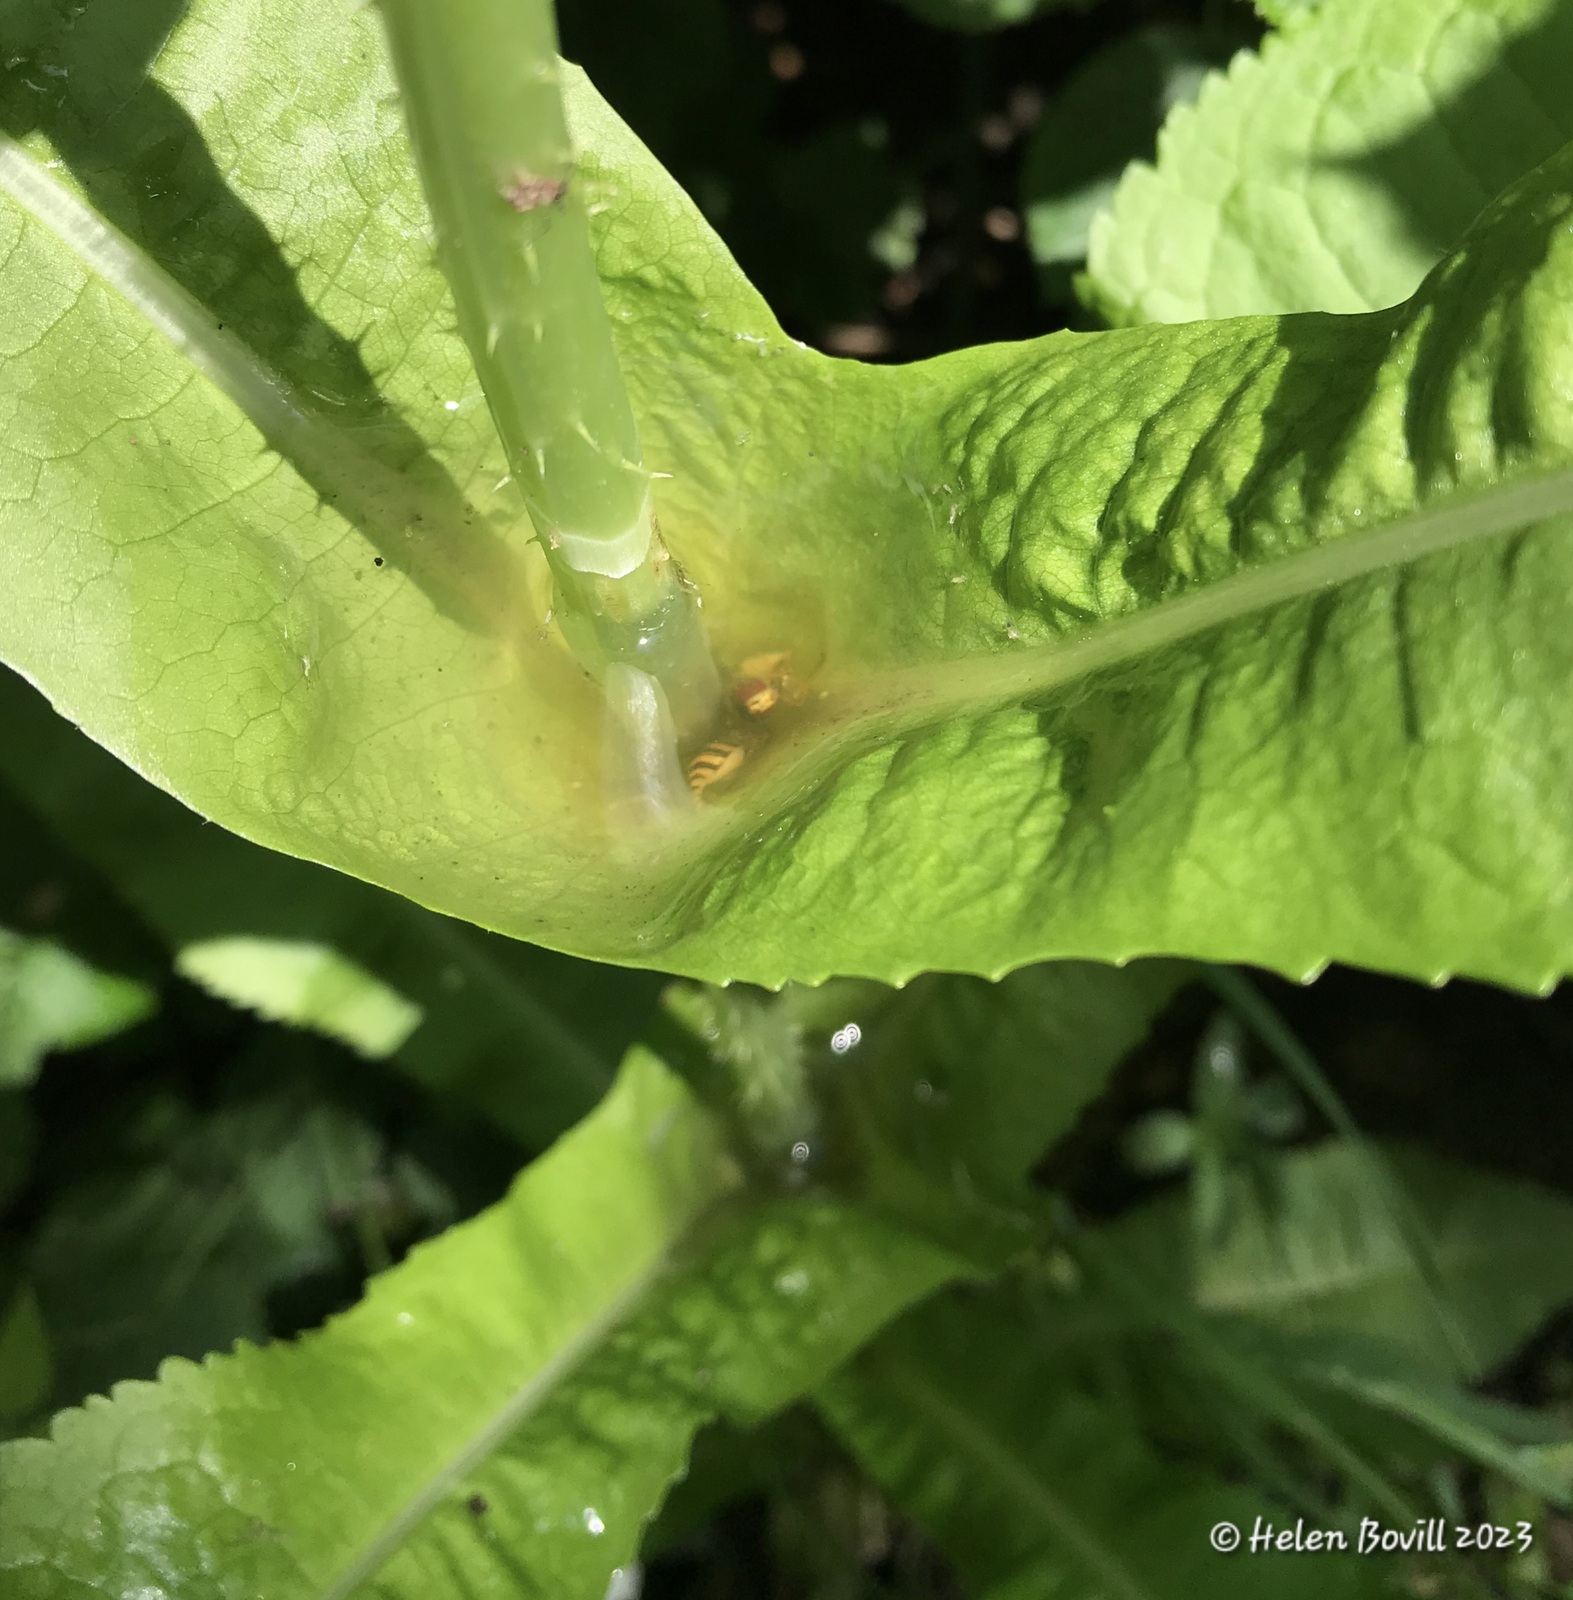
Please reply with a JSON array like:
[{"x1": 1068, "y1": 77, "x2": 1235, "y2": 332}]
[{"x1": 687, "y1": 740, "x2": 745, "y2": 797}]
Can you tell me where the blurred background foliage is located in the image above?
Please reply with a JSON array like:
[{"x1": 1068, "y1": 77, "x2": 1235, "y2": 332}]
[
  {"x1": 554, "y1": 0, "x2": 1260, "y2": 356},
  {"x1": 14, "y1": 0, "x2": 1573, "y2": 1596}
]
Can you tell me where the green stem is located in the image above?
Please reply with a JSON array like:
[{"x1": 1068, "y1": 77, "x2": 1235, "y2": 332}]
[{"x1": 377, "y1": 0, "x2": 718, "y2": 745}]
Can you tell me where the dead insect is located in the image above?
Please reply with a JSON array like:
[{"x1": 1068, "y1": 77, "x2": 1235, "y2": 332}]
[
  {"x1": 732, "y1": 650, "x2": 795, "y2": 717},
  {"x1": 687, "y1": 741, "x2": 745, "y2": 796},
  {"x1": 733, "y1": 677, "x2": 779, "y2": 716},
  {"x1": 500, "y1": 171, "x2": 568, "y2": 212}
]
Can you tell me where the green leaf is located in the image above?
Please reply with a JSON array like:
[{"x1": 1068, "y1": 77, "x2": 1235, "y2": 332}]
[
  {"x1": 27, "y1": 1083, "x2": 406, "y2": 1410},
  {"x1": 1021, "y1": 26, "x2": 1241, "y2": 275},
  {"x1": 0, "y1": 926, "x2": 154, "y2": 1089},
  {"x1": 0, "y1": 670, "x2": 660, "y2": 1149},
  {"x1": 1111, "y1": 1139, "x2": 1573, "y2": 1380},
  {"x1": 0, "y1": 1048, "x2": 963, "y2": 1599},
  {"x1": 7, "y1": 0, "x2": 1573, "y2": 991},
  {"x1": 658, "y1": 960, "x2": 1185, "y2": 1261},
  {"x1": 1088, "y1": 0, "x2": 1573, "y2": 322},
  {"x1": 939, "y1": 1261, "x2": 1573, "y2": 1525},
  {"x1": 1281, "y1": 1330, "x2": 1573, "y2": 1503},
  {"x1": 176, "y1": 938, "x2": 423, "y2": 1058},
  {"x1": 820, "y1": 1278, "x2": 1392, "y2": 1599},
  {"x1": 844, "y1": 959, "x2": 1189, "y2": 1203}
]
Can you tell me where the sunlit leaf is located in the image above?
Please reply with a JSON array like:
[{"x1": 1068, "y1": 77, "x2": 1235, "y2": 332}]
[
  {"x1": 0, "y1": 927, "x2": 154, "y2": 1089},
  {"x1": 176, "y1": 937, "x2": 423, "y2": 1058},
  {"x1": 4, "y1": 0, "x2": 1573, "y2": 994},
  {"x1": 1088, "y1": 0, "x2": 1573, "y2": 321},
  {"x1": 1020, "y1": 26, "x2": 1241, "y2": 281},
  {"x1": 0, "y1": 1048, "x2": 963, "y2": 1599}
]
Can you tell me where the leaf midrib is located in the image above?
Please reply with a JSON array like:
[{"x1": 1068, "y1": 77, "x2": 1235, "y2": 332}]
[
  {"x1": 878, "y1": 1357, "x2": 1158, "y2": 1600},
  {"x1": 317, "y1": 1247, "x2": 671, "y2": 1600},
  {"x1": 739, "y1": 469, "x2": 1573, "y2": 821},
  {"x1": 0, "y1": 132, "x2": 489, "y2": 602},
  {"x1": 9, "y1": 126, "x2": 1572, "y2": 851},
  {"x1": 1204, "y1": 1223, "x2": 1557, "y2": 1318}
]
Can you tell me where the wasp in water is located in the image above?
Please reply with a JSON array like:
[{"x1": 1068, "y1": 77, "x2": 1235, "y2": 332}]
[{"x1": 687, "y1": 741, "x2": 745, "y2": 796}]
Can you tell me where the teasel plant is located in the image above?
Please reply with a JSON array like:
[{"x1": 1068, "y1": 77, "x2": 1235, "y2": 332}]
[{"x1": 377, "y1": 0, "x2": 722, "y2": 817}]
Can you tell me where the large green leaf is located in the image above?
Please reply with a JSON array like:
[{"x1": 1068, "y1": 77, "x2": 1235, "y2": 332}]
[
  {"x1": 1088, "y1": 0, "x2": 1573, "y2": 322},
  {"x1": 0, "y1": 1048, "x2": 963, "y2": 1599},
  {"x1": 820, "y1": 1279, "x2": 1392, "y2": 1600},
  {"x1": 6, "y1": 0, "x2": 1573, "y2": 989}
]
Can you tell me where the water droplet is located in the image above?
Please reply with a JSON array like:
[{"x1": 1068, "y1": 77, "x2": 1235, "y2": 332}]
[
  {"x1": 396, "y1": 1311, "x2": 414, "y2": 1326},
  {"x1": 775, "y1": 1268, "x2": 810, "y2": 1297},
  {"x1": 444, "y1": 399, "x2": 460, "y2": 412},
  {"x1": 790, "y1": 1140, "x2": 812, "y2": 1163},
  {"x1": 583, "y1": 1508, "x2": 606, "y2": 1536},
  {"x1": 914, "y1": 1079, "x2": 934, "y2": 1103},
  {"x1": 830, "y1": 1022, "x2": 861, "y2": 1054}
]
